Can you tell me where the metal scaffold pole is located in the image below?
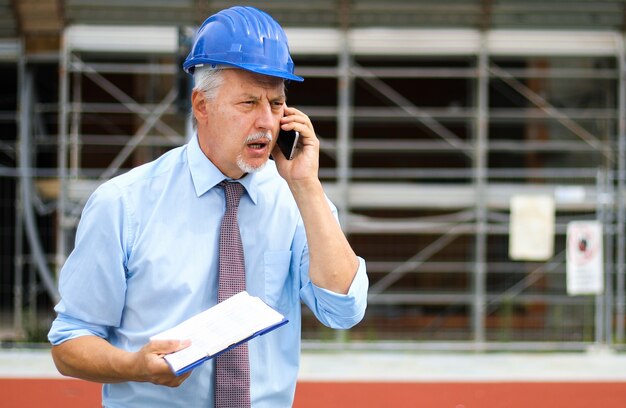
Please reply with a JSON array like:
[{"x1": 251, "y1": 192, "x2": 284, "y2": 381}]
[
  {"x1": 56, "y1": 29, "x2": 70, "y2": 272},
  {"x1": 336, "y1": 30, "x2": 353, "y2": 228},
  {"x1": 17, "y1": 59, "x2": 60, "y2": 304},
  {"x1": 616, "y1": 33, "x2": 626, "y2": 343},
  {"x1": 472, "y1": 32, "x2": 489, "y2": 348}
]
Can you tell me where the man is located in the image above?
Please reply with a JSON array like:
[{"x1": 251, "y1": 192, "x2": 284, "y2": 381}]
[{"x1": 48, "y1": 6, "x2": 368, "y2": 407}]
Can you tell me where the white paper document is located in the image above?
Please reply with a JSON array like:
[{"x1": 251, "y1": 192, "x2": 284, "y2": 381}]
[
  {"x1": 509, "y1": 194, "x2": 555, "y2": 261},
  {"x1": 151, "y1": 291, "x2": 287, "y2": 375}
]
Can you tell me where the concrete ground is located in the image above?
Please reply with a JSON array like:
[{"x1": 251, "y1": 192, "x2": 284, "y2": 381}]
[
  {"x1": 3, "y1": 347, "x2": 626, "y2": 407},
  {"x1": 3, "y1": 347, "x2": 626, "y2": 381}
]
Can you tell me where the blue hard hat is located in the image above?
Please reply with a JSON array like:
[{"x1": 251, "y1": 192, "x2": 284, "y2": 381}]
[{"x1": 183, "y1": 6, "x2": 303, "y2": 82}]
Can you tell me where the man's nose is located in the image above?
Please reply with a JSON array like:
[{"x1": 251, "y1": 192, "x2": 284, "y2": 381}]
[{"x1": 255, "y1": 102, "x2": 275, "y2": 130}]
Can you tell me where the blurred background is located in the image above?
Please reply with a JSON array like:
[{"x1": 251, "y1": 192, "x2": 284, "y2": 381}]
[{"x1": 1, "y1": 0, "x2": 626, "y2": 355}]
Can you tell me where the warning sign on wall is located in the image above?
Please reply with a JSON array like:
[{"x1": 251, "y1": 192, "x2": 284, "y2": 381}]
[{"x1": 566, "y1": 221, "x2": 603, "y2": 296}]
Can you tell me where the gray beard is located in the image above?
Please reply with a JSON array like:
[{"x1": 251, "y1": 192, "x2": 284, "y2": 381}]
[
  {"x1": 236, "y1": 156, "x2": 268, "y2": 174},
  {"x1": 236, "y1": 131, "x2": 273, "y2": 174}
]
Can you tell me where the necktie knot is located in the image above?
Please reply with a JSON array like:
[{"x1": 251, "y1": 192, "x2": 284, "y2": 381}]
[{"x1": 220, "y1": 181, "x2": 244, "y2": 210}]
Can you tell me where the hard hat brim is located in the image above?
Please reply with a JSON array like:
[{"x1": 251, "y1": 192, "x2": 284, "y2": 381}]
[{"x1": 184, "y1": 59, "x2": 304, "y2": 82}]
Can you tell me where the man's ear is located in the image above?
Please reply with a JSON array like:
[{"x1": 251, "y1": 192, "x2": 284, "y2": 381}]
[{"x1": 191, "y1": 89, "x2": 208, "y2": 125}]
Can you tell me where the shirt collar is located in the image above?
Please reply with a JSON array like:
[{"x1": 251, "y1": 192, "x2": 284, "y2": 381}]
[{"x1": 187, "y1": 134, "x2": 258, "y2": 204}]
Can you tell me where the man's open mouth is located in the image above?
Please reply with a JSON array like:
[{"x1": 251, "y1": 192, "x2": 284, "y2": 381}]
[{"x1": 248, "y1": 142, "x2": 267, "y2": 149}]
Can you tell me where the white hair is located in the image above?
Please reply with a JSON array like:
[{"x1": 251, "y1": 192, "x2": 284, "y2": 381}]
[
  {"x1": 190, "y1": 66, "x2": 225, "y2": 129},
  {"x1": 193, "y1": 65, "x2": 225, "y2": 100}
]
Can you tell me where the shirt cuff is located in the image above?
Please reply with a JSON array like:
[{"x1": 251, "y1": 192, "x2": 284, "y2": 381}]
[
  {"x1": 309, "y1": 256, "x2": 368, "y2": 328},
  {"x1": 48, "y1": 313, "x2": 109, "y2": 346}
]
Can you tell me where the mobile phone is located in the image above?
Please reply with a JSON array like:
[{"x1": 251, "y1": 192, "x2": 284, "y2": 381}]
[{"x1": 277, "y1": 128, "x2": 300, "y2": 160}]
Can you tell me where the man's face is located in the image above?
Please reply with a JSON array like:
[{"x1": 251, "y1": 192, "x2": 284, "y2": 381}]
[{"x1": 196, "y1": 69, "x2": 286, "y2": 179}]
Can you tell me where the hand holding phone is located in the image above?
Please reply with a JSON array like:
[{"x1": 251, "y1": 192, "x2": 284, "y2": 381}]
[{"x1": 276, "y1": 128, "x2": 300, "y2": 160}]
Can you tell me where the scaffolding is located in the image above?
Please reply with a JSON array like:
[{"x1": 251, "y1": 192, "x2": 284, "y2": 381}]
[
  {"x1": 35, "y1": 26, "x2": 625, "y2": 350},
  {"x1": 8, "y1": 21, "x2": 625, "y2": 351},
  {"x1": 290, "y1": 27, "x2": 625, "y2": 350}
]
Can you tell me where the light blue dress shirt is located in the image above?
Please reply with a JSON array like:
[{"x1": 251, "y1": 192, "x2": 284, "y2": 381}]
[{"x1": 48, "y1": 135, "x2": 368, "y2": 408}]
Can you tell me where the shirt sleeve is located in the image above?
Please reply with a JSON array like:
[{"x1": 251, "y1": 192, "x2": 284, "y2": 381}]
[
  {"x1": 297, "y1": 197, "x2": 369, "y2": 329},
  {"x1": 48, "y1": 181, "x2": 131, "y2": 345},
  {"x1": 300, "y1": 256, "x2": 368, "y2": 329}
]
